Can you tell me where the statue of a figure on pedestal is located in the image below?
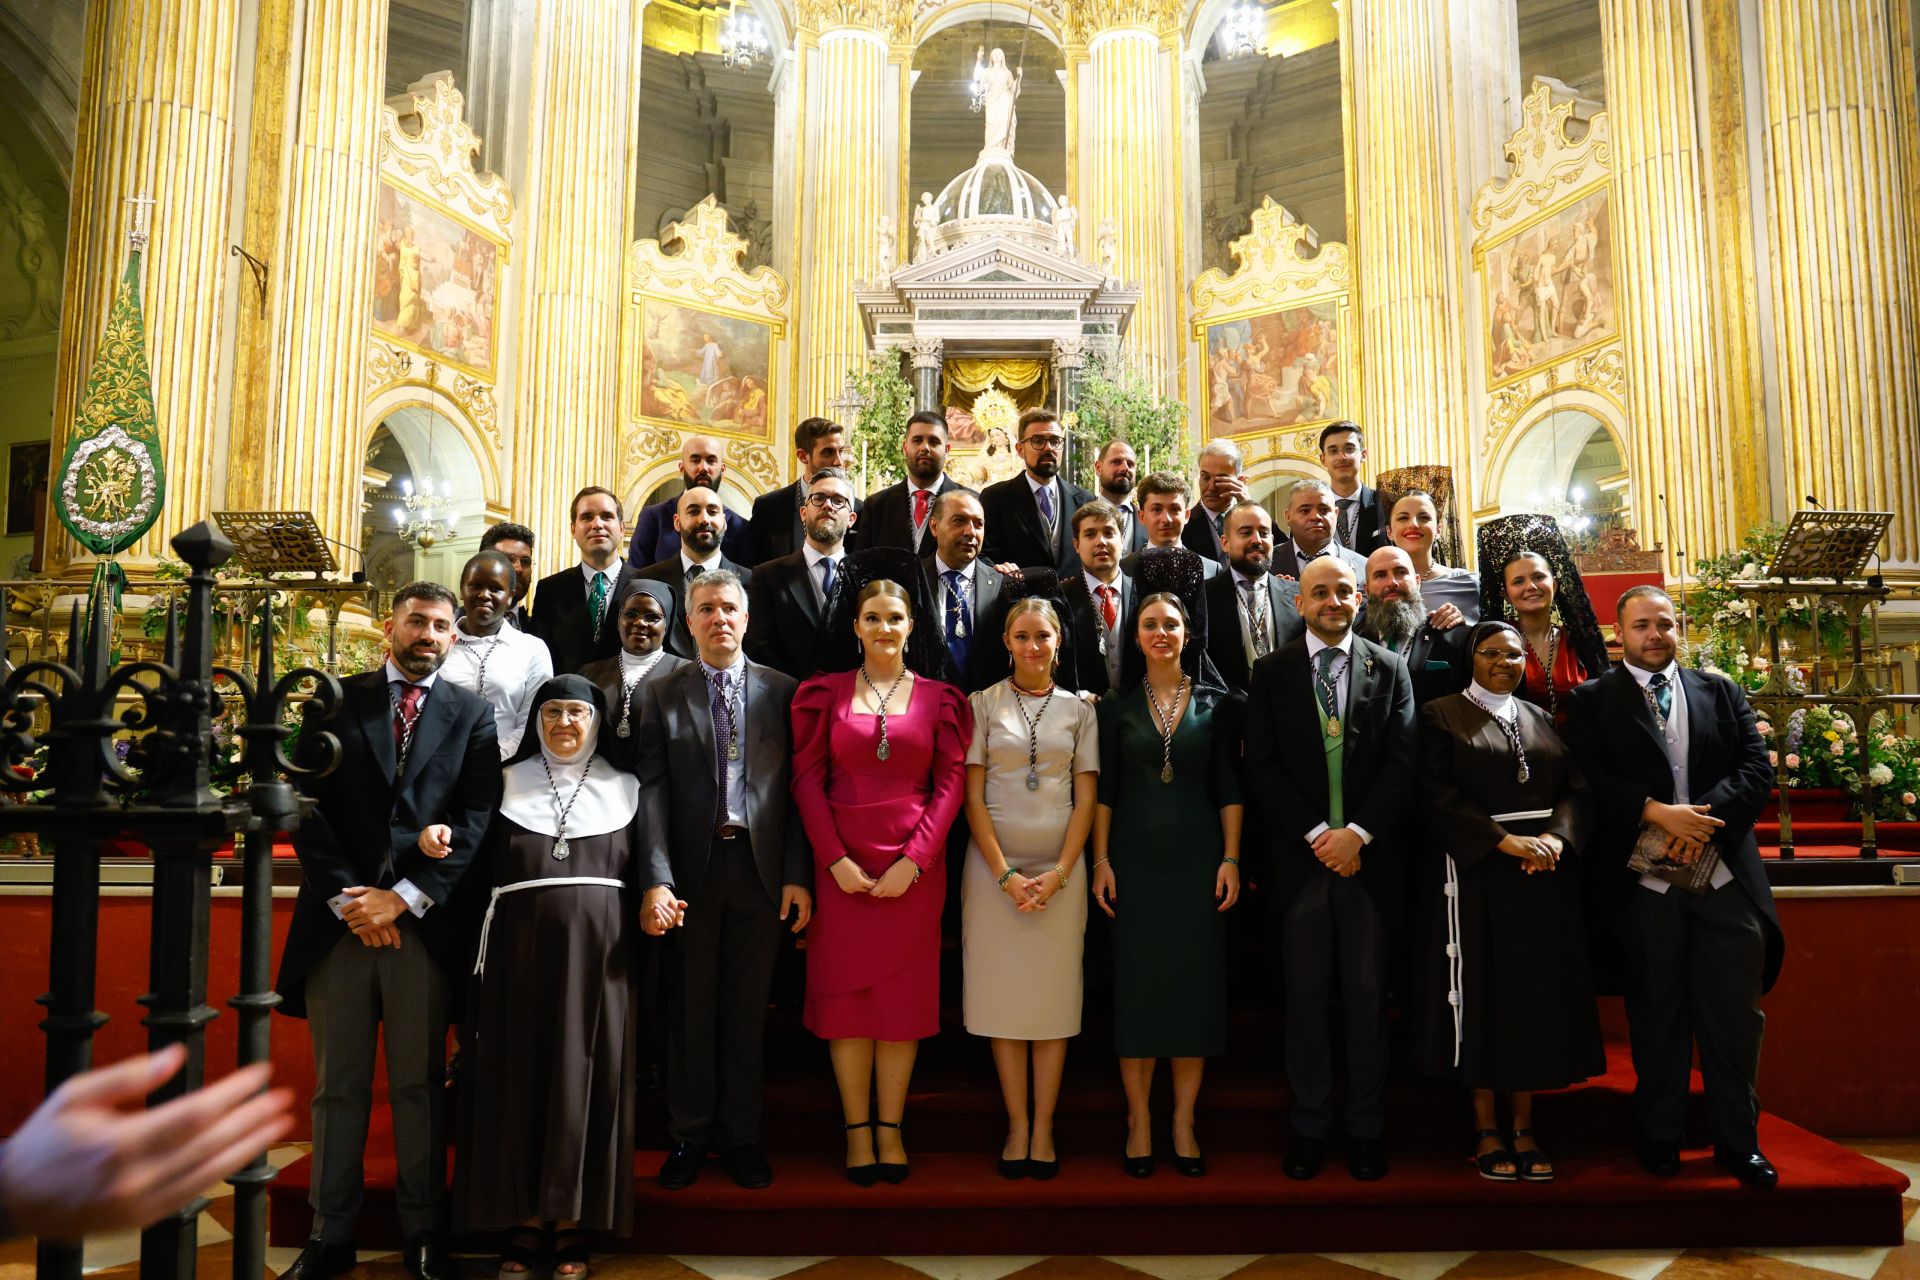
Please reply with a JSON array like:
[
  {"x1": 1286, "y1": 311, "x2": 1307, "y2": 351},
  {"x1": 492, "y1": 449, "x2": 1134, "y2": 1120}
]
[
  {"x1": 1053, "y1": 197, "x2": 1078, "y2": 259},
  {"x1": 976, "y1": 47, "x2": 1021, "y2": 154},
  {"x1": 876, "y1": 213, "x2": 897, "y2": 279},
  {"x1": 1097, "y1": 216, "x2": 1118, "y2": 281},
  {"x1": 913, "y1": 192, "x2": 939, "y2": 262}
]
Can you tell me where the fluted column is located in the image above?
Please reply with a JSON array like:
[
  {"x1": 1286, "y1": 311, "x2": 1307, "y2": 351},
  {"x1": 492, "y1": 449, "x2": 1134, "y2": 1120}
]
[
  {"x1": 49, "y1": 0, "x2": 241, "y2": 569},
  {"x1": 1756, "y1": 0, "x2": 1920, "y2": 565},
  {"x1": 794, "y1": 0, "x2": 902, "y2": 416},
  {"x1": 1075, "y1": 0, "x2": 1182, "y2": 392},
  {"x1": 1349, "y1": 0, "x2": 1474, "y2": 518},
  {"x1": 243, "y1": 0, "x2": 388, "y2": 556},
  {"x1": 509, "y1": 0, "x2": 640, "y2": 559},
  {"x1": 1598, "y1": 0, "x2": 1744, "y2": 575}
]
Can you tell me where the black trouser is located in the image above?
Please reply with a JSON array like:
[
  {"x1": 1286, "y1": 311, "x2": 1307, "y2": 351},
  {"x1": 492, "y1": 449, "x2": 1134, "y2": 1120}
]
[
  {"x1": 1280, "y1": 872, "x2": 1390, "y2": 1141},
  {"x1": 1618, "y1": 878, "x2": 1767, "y2": 1153},
  {"x1": 666, "y1": 832, "x2": 782, "y2": 1147}
]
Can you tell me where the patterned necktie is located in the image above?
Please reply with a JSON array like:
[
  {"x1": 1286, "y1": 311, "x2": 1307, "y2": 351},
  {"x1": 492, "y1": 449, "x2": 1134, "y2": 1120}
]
[
  {"x1": 912, "y1": 488, "x2": 932, "y2": 529},
  {"x1": 587, "y1": 570, "x2": 609, "y2": 636},
  {"x1": 709, "y1": 668, "x2": 734, "y2": 825},
  {"x1": 686, "y1": 563, "x2": 704, "y2": 579},
  {"x1": 1035, "y1": 482, "x2": 1056, "y2": 532},
  {"x1": 1242, "y1": 580, "x2": 1271, "y2": 657},
  {"x1": 392, "y1": 681, "x2": 424, "y2": 756},
  {"x1": 1314, "y1": 647, "x2": 1343, "y2": 722},
  {"x1": 1336, "y1": 498, "x2": 1356, "y2": 547},
  {"x1": 818, "y1": 555, "x2": 837, "y2": 602},
  {"x1": 1649, "y1": 670, "x2": 1673, "y2": 719},
  {"x1": 943, "y1": 569, "x2": 972, "y2": 672},
  {"x1": 1096, "y1": 584, "x2": 1118, "y2": 631}
]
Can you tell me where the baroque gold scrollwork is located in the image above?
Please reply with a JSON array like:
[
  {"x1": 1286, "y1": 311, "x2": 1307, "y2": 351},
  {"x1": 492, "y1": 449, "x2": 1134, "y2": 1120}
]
[
  {"x1": 631, "y1": 196, "x2": 790, "y2": 318},
  {"x1": 380, "y1": 75, "x2": 514, "y2": 228},
  {"x1": 1189, "y1": 198, "x2": 1351, "y2": 315},
  {"x1": 1469, "y1": 84, "x2": 1612, "y2": 234}
]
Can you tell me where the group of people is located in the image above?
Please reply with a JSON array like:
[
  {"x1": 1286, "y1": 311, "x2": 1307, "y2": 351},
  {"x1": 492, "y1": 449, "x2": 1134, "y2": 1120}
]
[{"x1": 275, "y1": 411, "x2": 1784, "y2": 1280}]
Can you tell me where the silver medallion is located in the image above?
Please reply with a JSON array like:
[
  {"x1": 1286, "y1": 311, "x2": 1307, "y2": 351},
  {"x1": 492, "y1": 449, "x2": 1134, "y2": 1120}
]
[
  {"x1": 1159, "y1": 764, "x2": 1174, "y2": 784},
  {"x1": 727, "y1": 741, "x2": 741, "y2": 761},
  {"x1": 1026, "y1": 769, "x2": 1040, "y2": 791},
  {"x1": 617, "y1": 722, "x2": 631, "y2": 738},
  {"x1": 877, "y1": 739, "x2": 891, "y2": 763},
  {"x1": 552, "y1": 836, "x2": 572, "y2": 861}
]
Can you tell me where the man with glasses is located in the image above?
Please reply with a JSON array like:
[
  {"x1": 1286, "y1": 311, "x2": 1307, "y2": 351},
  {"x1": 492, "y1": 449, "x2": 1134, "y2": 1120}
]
[
  {"x1": 980, "y1": 408, "x2": 1096, "y2": 573},
  {"x1": 748, "y1": 417, "x2": 863, "y2": 565},
  {"x1": 636, "y1": 486, "x2": 757, "y2": 659},
  {"x1": 746, "y1": 467, "x2": 856, "y2": 679}
]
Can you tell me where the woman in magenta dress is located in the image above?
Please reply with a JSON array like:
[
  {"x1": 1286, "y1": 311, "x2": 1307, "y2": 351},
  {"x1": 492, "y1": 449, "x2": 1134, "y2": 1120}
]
[
  {"x1": 1476, "y1": 514, "x2": 1612, "y2": 730},
  {"x1": 791, "y1": 550, "x2": 972, "y2": 1186}
]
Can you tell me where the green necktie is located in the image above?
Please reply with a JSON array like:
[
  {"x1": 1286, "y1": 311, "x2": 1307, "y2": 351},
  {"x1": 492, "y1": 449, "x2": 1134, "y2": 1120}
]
[
  {"x1": 588, "y1": 570, "x2": 609, "y2": 636},
  {"x1": 1650, "y1": 670, "x2": 1673, "y2": 718}
]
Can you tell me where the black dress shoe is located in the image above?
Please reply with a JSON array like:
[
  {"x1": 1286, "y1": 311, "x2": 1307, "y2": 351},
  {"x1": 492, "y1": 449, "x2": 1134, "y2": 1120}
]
[
  {"x1": 997, "y1": 1155, "x2": 1030, "y2": 1179},
  {"x1": 1638, "y1": 1141, "x2": 1682, "y2": 1177},
  {"x1": 1348, "y1": 1137, "x2": 1388, "y2": 1182},
  {"x1": 1172, "y1": 1152, "x2": 1207, "y2": 1178},
  {"x1": 721, "y1": 1142, "x2": 774, "y2": 1189},
  {"x1": 874, "y1": 1119, "x2": 910, "y2": 1184},
  {"x1": 1714, "y1": 1146, "x2": 1779, "y2": 1188},
  {"x1": 403, "y1": 1233, "x2": 457, "y2": 1280},
  {"x1": 658, "y1": 1140, "x2": 708, "y2": 1189},
  {"x1": 283, "y1": 1240, "x2": 356, "y2": 1280},
  {"x1": 1122, "y1": 1147, "x2": 1155, "y2": 1178},
  {"x1": 1283, "y1": 1133, "x2": 1325, "y2": 1181},
  {"x1": 1027, "y1": 1155, "x2": 1059, "y2": 1181}
]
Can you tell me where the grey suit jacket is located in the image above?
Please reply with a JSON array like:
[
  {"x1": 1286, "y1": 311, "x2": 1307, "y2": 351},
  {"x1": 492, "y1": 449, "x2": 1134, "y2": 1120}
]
[{"x1": 633, "y1": 658, "x2": 808, "y2": 904}]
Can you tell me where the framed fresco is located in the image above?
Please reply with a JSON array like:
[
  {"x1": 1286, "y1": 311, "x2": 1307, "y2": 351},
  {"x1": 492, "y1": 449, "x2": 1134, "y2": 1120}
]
[
  {"x1": 1477, "y1": 185, "x2": 1616, "y2": 388},
  {"x1": 634, "y1": 294, "x2": 776, "y2": 441},
  {"x1": 1198, "y1": 294, "x2": 1349, "y2": 440},
  {"x1": 371, "y1": 179, "x2": 506, "y2": 378}
]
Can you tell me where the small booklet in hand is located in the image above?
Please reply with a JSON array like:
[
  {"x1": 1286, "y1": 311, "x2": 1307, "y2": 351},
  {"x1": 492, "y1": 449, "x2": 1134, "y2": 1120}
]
[{"x1": 1627, "y1": 823, "x2": 1723, "y2": 894}]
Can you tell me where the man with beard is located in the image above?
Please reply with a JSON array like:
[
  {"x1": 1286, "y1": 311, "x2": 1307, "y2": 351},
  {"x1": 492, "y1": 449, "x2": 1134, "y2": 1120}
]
[
  {"x1": 1060, "y1": 500, "x2": 1134, "y2": 696},
  {"x1": 438, "y1": 550, "x2": 554, "y2": 758},
  {"x1": 922, "y1": 489, "x2": 1008, "y2": 693},
  {"x1": 1272, "y1": 479, "x2": 1370, "y2": 581},
  {"x1": 626, "y1": 434, "x2": 753, "y2": 565},
  {"x1": 1093, "y1": 439, "x2": 1148, "y2": 554},
  {"x1": 530, "y1": 487, "x2": 636, "y2": 675},
  {"x1": 860, "y1": 411, "x2": 971, "y2": 557},
  {"x1": 1120, "y1": 471, "x2": 1221, "y2": 581},
  {"x1": 638, "y1": 486, "x2": 757, "y2": 659},
  {"x1": 1204, "y1": 500, "x2": 1302, "y2": 693},
  {"x1": 276, "y1": 584, "x2": 501, "y2": 1280},
  {"x1": 478, "y1": 521, "x2": 536, "y2": 631},
  {"x1": 746, "y1": 467, "x2": 855, "y2": 679},
  {"x1": 1356, "y1": 546, "x2": 1468, "y2": 707},
  {"x1": 749, "y1": 417, "x2": 862, "y2": 564},
  {"x1": 980, "y1": 408, "x2": 1096, "y2": 573}
]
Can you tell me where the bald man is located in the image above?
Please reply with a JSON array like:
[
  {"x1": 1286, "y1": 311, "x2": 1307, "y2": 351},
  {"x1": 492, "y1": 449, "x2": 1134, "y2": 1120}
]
[
  {"x1": 628, "y1": 434, "x2": 753, "y2": 565},
  {"x1": 1356, "y1": 545, "x2": 1469, "y2": 707},
  {"x1": 1245, "y1": 555, "x2": 1416, "y2": 1183},
  {"x1": 636, "y1": 485, "x2": 757, "y2": 659}
]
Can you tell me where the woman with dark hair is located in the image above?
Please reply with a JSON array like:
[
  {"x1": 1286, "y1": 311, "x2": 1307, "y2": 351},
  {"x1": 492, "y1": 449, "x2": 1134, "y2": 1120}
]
[
  {"x1": 452, "y1": 675, "x2": 652, "y2": 1277},
  {"x1": 791, "y1": 549, "x2": 972, "y2": 1185},
  {"x1": 1386, "y1": 491, "x2": 1480, "y2": 625},
  {"x1": 1477, "y1": 514, "x2": 1611, "y2": 729},
  {"x1": 577, "y1": 578, "x2": 688, "y2": 739},
  {"x1": 1411, "y1": 621, "x2": 1601, "y2": 1184},
  {"x1": 1090, "y1": 547, "x2": 1245, "y2": 1180}
]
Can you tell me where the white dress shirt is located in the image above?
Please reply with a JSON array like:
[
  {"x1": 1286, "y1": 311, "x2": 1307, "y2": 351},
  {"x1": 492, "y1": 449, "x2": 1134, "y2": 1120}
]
[
  {"x1": 579, "y1": 558, "x2": 623, "y2": 598},
  {"x1": 1629, "y1": 661, "x2": 1733, "y2": 894},
  {"x1": 1301, "y1": 631, "x2": 1373, "y2": 846},
  {"x1": 701, "y1": 652, "x2": 750, "y2": 827},
  {"x1": 439, "y1": 621, "x2": 553, "y2": 759},
  {"x1": 680, "y1": 547, "x2": 722, "y2": 578},
  {"x1": 802, "y1": 541, "x2": 845, "y2": 607}
]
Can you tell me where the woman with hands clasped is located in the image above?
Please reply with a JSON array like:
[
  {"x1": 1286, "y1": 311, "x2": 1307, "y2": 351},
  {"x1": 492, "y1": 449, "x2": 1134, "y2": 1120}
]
[
  {"x1": 1091, "y1": 583, "x2": 1245, "y2": 1181},
  {"x1": 790, "y1": 558, "x2": 972, "y2": 1186},
  {"x1": 962, "y1": 598, "x2": 1099, "y2": 1180},
  {"x1": 1411, "y1": 621, "x2": 1603, "y2": 1185}
]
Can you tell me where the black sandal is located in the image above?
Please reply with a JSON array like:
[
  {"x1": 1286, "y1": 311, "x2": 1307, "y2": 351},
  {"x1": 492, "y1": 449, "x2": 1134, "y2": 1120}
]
[
  {"x1": 552, "y1": 1227, "x2": 591, "y2": 1279},
  {"x1": 1508, "y1": 1128, "x2": 1555, "y2": 1183},
  {"x1": 844, "y1": 1120, "x2": 880, "y2": 1187},
  {"x1": 497, "y1": 1226, "x2": 543, "y2": 1276},
  {"x1": 1471, "y1": 1128, "x2": 1518, "y2": 1182},
  {"x1": 874, "y1": 1119, "x2": 910, "y2": 1184}
]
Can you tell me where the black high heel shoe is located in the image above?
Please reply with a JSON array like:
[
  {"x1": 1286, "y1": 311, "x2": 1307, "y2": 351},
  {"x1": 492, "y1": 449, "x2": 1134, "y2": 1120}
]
[
  {"x1": 874, "y1": 1119, "x2": 910, "y2": 1184},
  {"x1": 843, "y1": 1120, "x2": 880, "y2": 1187},
  {"x1": 1122, "y1": 1140, "x2": 1154, "y2": 1179}
]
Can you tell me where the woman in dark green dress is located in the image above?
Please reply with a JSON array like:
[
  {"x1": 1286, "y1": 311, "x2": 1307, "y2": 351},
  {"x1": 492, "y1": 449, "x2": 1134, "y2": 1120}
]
[{"x1": 1091, "y1": 560, "x2": 1245, "y2": 1181}]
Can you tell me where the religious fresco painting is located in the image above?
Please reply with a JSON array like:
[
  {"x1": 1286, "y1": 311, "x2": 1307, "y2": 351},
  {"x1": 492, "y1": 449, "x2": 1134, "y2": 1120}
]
[
  {"x1": 635, "y1": 296, "x2": 774, "y2": 439},
  {"x1": 372, "y1": 181, "x2": 502, "y2": 376},
  {"x1": 1480, "y1": 187, "x2": 1615, "y2": 385},
  {"x1": 1201, "y1": 297, "x2": 1344, "y2": 438}
]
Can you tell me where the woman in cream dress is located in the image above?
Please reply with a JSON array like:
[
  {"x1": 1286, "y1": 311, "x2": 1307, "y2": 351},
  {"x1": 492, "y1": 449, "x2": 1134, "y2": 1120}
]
[{"x1": 962, "y1": 598, "x2": 1098, "y2": 1181}]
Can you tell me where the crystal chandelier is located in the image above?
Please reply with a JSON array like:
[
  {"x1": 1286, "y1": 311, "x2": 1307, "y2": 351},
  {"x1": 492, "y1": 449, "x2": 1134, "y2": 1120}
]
[
  {"x1": 1219, "y1": 0, "x2": 1266, "y2": 58},
  {"x1": 393, "y1": 475, "x2": 456, "y2": 549},
  {"x1": 1526, "y1": 484, "x2": 1597, "y2": 535},
  {"x1": 720, "y1": 4, "x2": 768, "y2": 70},
  {"x1": 969, "y1": 3, "x2": 994, "y2": 113}
]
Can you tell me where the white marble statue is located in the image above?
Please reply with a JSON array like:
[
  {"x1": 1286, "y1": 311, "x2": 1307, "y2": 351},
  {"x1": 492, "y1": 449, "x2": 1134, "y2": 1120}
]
[
  {"x1": 1097, "y1": 216, "x2": 1118, "y2": 281},
  {"x1": 1053, "y1": 197, "x2": 1078, "y2": 259},
  {"x1": 877, "y1": 213, "x2": 897, "y2": 278},
  {"x1": 976, "y1": 47, "x2": 1022, "y2": 154},
  {"x1": 913, "y1": 191, "x2": 939, "y2": 262}
]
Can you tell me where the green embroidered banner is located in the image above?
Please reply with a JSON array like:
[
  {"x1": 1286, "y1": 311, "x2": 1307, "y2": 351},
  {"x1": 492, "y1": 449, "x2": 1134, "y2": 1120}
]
[{"x1": 56, "y1": 249, "x2": 166, "y2": 556}]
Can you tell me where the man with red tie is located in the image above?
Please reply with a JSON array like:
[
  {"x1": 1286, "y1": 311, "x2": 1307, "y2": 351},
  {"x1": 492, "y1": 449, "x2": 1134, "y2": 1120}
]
[
  {"x1": 1059, "y1": 500, "x2": 1135, "y2": 697},
  {"x1": 858, "y1": 410, "x2": 972, "y2": 558}
]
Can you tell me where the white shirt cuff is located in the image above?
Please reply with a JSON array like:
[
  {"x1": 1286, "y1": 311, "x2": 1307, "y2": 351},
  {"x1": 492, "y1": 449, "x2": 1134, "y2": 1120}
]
[
  {"x1": 1348, "y1": 823, "x2": 1374, "y2": 845},
  {"x1": 392, "y1": 879, "x2": 433, "y2": 917},
  {"x1": 1305, "y1": 822, "x2": 1329, "y2": 842}
]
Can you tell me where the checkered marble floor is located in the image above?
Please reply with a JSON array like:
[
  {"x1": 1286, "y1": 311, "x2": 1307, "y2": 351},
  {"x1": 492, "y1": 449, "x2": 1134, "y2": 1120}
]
[{"x1": 5, "y1": 1141, "x2": 1914, "y2": 1280}]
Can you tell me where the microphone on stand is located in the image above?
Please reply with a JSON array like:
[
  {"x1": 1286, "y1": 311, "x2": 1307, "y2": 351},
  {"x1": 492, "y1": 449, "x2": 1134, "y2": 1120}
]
[{"x1": 1805, "y1": 495, "x2": 1824, "y2": 509}]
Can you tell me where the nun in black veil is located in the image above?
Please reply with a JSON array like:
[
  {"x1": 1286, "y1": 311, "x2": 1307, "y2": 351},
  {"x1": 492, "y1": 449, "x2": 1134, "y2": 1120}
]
[{"x1": 1088, "y1": 546, "x2": 1247, "y2": 1179}]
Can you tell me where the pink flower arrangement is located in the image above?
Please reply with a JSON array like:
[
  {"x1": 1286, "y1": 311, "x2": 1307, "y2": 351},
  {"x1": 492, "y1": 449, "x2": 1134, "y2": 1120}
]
[{"x1": 1785, "y1": 753, "x2": 1801, "y2": 769}]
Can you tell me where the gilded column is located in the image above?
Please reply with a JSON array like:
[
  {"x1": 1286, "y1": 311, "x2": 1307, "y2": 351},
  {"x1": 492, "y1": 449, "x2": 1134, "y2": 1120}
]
[
  {"x1": 1598, "y1": 0, "x2": 1743, "y2": 575},
  {"x1": 1755, "y1": 0, "x2": 1920, "y2": 565},
  {"x1": 509, "y1": 0, "x2": 640, "y2": 559},
  {"x1": 794, "y1": 0, "x2": 904, "y2": 417},
  {"x1": 1073, "y1": 0, "x2": 1183, "y2": 392},
  {"x1": 50, "y1": 0, "x2": 241, "y2": 569},
  {"x1": 1349, "y1": 0, "x2": 1474, "y2": 516}
]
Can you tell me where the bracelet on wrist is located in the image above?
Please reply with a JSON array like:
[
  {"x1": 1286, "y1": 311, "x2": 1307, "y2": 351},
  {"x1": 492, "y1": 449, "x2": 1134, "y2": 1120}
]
[
  {"x1": 1093, "y1": 855, "x2": 1110, "y2": 868},
  {"x1": 1052, "y1": 863, "x2": 1069, "y2": 887},
  {"x1": 997, "y1": 866, "x2": 1021, "y2": 888},
  {"x1": 1222, "y1": 855, "x2": 1240, "y2": 866}
]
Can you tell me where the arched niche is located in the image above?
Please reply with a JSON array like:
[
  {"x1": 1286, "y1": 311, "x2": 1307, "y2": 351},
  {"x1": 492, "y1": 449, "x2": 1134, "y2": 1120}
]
[
  {"x1": 914, "y1": 0, "x2": 1065, "y2": 49},
  {"x1": 364, "y1": 401, "x2": 496, "y2": 590},
  {"x1": 1489, "y1": 397, "x2": 1630, "y2": 539}
]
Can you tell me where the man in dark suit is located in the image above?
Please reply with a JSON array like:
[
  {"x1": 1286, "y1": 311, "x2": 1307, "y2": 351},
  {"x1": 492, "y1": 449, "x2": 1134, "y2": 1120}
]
[
  {"x1": 625, "y1": 433, "x2": 753, "y2": 565},
  {"x1": 635, "y1": 569, "x2": 812, "y2": 1191},
  {"x1": 748, "y1": 417, "x2": 860, "y2": 565},
  {"x1": 1120, "y1": 471, "x2": 1222, "y2": 581},
  {"x1": 1061, "y1": 500, "x2": 1134, "y2": 696},
  {"x1": 1272, "y1": 478, "x2": 1370, "y2": 582},
  {"x1": 1356, "y1": 545, "x2": 1467, "y2": 706},
  {"x1": 1182, "y1": 438, "x2": 1246, "y2": 567},
  {"x1": 637, "y1": 486, "x2": 756, "y2": 660},
  {"x1": 529, "y1": 487, "x2": 636, "y2": 675},
  {"x1": 922, "y1": 489, "x2": 1008, "y2": 693},
  {"x1": 1564, "y1": 586, "x2": 1784, "y2": 1189},
  {"x1": 1204, "y1": 500, "x2": 1302, "y2": 693},
  {"x1": 1320, "y1": 420, "x2": 1391, "y2": 555},
  {"x1": 276, "y1": 584, "x2": 501, "y2": 1280},
  {"x1": 1244, "y1": 556, "x2": 1416, "y2": 1184},
  {"x1": 979, "y1": 408, "x2": 1096, "y2": 574},
  {"x1": 1091, "y1": 439, "x2": 1148, "y2": 555},
  {"x1": 859, "y1": 410, "x2": 971, "y2": 558},
  {"x1": 746, "y1": 467, "x2": 854, "y2": 679},
  {"x1": 478, "y1": 521, "x2": 536, "y2": 632}
]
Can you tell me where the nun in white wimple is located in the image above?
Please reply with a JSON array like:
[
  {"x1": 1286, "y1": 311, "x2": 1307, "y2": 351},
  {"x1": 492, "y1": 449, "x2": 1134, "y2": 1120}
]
[{"x1": 453, "y1": 674, "x2": 647, "y2": 1271}]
